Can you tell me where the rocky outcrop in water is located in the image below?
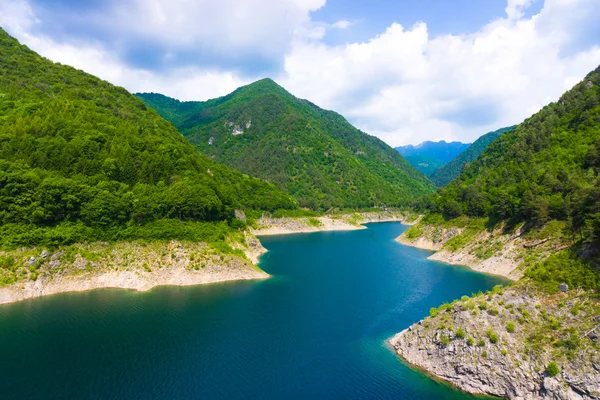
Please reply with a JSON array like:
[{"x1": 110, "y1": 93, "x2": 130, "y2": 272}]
[{"x1": 390, "y1": 285, "x2": 600, "y2": 399}]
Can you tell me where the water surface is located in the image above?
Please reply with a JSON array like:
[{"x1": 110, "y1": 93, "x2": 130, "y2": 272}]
[{"x1": 0, "y1": 223, "x2": 505, "y2": 399}]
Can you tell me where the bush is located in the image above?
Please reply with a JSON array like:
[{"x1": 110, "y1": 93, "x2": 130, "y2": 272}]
[
  {"x1": 487, "y1": 330, "x2": 499, "y2": 344},
  {"x1": 506, "y1": 322, "x2": 516, "y2": 333},
  {"x1": 455, "y1": 328, "x2": 466, "y2": 339},
  {"x1": 467, "y1": 337, "x2": 474, "y2": 346},
  {"x1": 429, "y1": 307, "x2": 439, "y2": 317},
  {"x1": 546, "y1": 361, "x2": 560, "y2": 377},
  {"x1": 477, "y1": 339, "x2": 486, "y2": 347},
  {"x1": 439, "y1": 334, "x2": 450, "y2": 346}
]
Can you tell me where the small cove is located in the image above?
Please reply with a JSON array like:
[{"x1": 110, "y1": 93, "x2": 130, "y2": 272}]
[{"x1": 0, "y1": 222, "x2": 506, "y2": 399}]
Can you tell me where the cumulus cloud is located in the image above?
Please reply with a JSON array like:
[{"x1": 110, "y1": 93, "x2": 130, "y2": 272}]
[
  {"x1": 505, "y1": 0, "x2": 536, "y2": 19},
  {"x1": 2, "y1": 0, "x2": 600, "y2": 146},
  {"x1": 279, "y1": 0, "x2": 600, "y2": 145}
]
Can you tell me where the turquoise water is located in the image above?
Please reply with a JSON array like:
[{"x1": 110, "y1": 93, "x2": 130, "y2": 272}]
[{"x1": 0, "y1": 223, "x2": 505, "y2": 399}]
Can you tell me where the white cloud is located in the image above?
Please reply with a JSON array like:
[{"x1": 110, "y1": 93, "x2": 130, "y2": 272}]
[
  {"x1": 332, "y1": 20, "x2": 352, "y2": 29},
  {"x1": 506, "y1": 0, "x2": 536, "y2": 19},
  {"x1": 279, "y1": 0, "x2": 600, "y2": 145},
  {"x1": 2, "y1": 0, "x2": 600, "y2": 146}
]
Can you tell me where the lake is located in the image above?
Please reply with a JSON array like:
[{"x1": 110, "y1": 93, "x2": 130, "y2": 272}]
[{"x1": 0, "y1": 223, "x2": 505, "y2": 399}]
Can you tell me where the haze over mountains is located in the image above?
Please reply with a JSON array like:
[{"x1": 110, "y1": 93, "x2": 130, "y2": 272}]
[{"x1": 137, "y1": 80, "x2": 435, "y2": 210}]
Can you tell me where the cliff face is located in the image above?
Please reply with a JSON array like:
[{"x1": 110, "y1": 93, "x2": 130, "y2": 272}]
[{"x1": 390, "y1": 285, "x2": 600, "y2": 399}]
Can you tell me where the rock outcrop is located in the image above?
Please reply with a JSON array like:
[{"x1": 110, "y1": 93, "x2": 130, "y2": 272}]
[{"x1": 390, "y1": 286, "x2": 600, "y2": 399}]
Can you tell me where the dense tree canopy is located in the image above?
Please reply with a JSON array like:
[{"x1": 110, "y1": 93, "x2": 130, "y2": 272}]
[
  {"x1": 138, "y1": 79, "x2": 435, "y2": 210},
  {"x1": 430, "y1": 126, "x2": 514, "y2": 187},
  {"x1": 0, "y1": 28, "x2": 296, "y2": 248},
  {"x1": 425, "y1": 67, "x2": 600, "y2": 246}
]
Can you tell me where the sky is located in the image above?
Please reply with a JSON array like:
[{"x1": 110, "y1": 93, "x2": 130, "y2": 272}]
[{"x1": 1, "y1": 0, "x2": 600, "y2": 146}]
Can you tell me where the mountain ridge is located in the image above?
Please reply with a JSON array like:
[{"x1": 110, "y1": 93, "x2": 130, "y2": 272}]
[
  {"x1": 430, "y1": 126, "x2": 515, "y2": 186},
  {"x1": 137, "y1": 80, "x2": 436, "y2": 210},
  {"x1": 0, "y1": 27, "x2": 296, "y2": 249}
]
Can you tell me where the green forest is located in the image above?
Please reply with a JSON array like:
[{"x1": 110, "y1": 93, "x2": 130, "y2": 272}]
[
  {"x1": 418, "y1": 67, "x2": 600, "y2": 289},
  {"x1": 424, "y1": 68, "x2": 600, "y2": 242},
  {"x1": 0, "y1": 28, "x2": 297, "y2": 249},
  {"x1": 430, "y1": 126, "x2": 514, "y2": 187},
  {"x1": 138, "y1": 79, "x2": 435, "y2": 210}
]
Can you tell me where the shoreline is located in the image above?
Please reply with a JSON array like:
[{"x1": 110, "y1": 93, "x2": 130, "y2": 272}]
[
  {"x1": 0, "y1": 239, "x2": 269, "y2": 306},
  {"x1": 0, "y1": 266, "x2": 269, "y2": 305},
  {"x1": 252, "y1": 211, "x2": 414, "y2": 236},
  {"x1": 0, "y1": 212, "x2": 409, "y2": 306}
]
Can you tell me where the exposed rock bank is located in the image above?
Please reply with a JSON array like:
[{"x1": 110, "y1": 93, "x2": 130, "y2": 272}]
[
  {"x1": 396, "y1": 220, "x2": 569, "y2": 280},
  {"x1": 390, "y1": 285, "x2": 600, "y2": 399},
  {"x1": 0, "y1": 240, "x2": 268, "y2": 305},
  {"x1": 252, "y1": 211, "x2": 415, "y2": 236}
]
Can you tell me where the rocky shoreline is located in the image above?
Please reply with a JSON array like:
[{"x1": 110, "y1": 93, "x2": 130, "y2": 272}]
[
  {"x1": 396, "y1": 221, "x2": 568, "y2": 280},
  {"x1": 389, "y1": 285, "x2": 600, "y2": 399},
  {"x1": 0, "y1": 211, "x2": 408, "y2": 305},
  {"x1": 252, "y1": 211, "x2": 415, "y2": 236},
  {"x1": 0, "y1": 239, "x2": 268, "y2": 305}
]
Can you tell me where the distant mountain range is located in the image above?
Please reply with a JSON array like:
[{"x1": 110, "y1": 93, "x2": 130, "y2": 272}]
[
  {"x1": 430, "y1": 127, "x2": 514, "y2": 187},
  {"x1": 396, "y1": 141, "x2": 471, "y2": 163},
  {"x1": 137, "y1": 79, "x2": 435, "y2": 210},
  {"x1": 395, "y1": 141, "x2": 470, "y2": 176}
]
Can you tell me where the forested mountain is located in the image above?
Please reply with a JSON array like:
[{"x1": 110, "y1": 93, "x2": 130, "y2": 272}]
[
  {"x1": 0, "y1": 28, "x2": 296, "y2": 248},
  {"x1": 137, "y1": 80, "x2": 435, "y2": 210},
  {"x1": 403, "y1": 155, "x2": 446, "y2": 176},
  {"x1": 395, "y1": 141, "x2": 470, "y2": 163},
  {"x1": 426, "y1": 66, "x2": 600, "y2": 248},
  {"x1": 430, "y1": 126, "x2": 514, "y2": 187}
]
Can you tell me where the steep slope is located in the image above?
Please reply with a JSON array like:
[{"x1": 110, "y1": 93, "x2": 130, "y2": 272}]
[
  {"x1": 395, "y1": 140, "x2": 470, "y2": 163},
  {"x1": 391, "y1": 68, "x2": 600, "y2": 399},
  {"x1": 430, "y1": 126, "x2": 514, "y2": 187},
  {"x1": 0, "y1": 28, "x2": 296, "y2": 249},
  {"x1": 137, "y1": 80, "x2": 435, "y2": 210},
  {"x1": 429, "y1": 68, "x2": 600, "y2": 239},
  {"x1": 403, "y1": 155, "x2": 446, "y2": 176}
]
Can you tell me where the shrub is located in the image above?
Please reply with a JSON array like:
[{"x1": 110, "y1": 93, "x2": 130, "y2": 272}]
[
  {"x1": 455, "y1": 329, "x2": 466, "y2": 339},
  {"x1": 546, "y1": 361, "x2": 560, "y2": 377},
  {"x1": 506, "y1": 322, "x2": 516, "y2": 333},
  {"x1": 477, "y1": 339, "x2": 486, "y2": 347},
  {"x1": 439, "y1": 335, "x2": 450, "y2": 346},
  {"x1": 467, "y1": 337, "x2": 474, "y2": 346},
  {"x1": 487, "y1": 330, "x2": 499, "y2": 344},
  {"x1": 429, "y1": 307, "x2": 439, "y2": 317}
]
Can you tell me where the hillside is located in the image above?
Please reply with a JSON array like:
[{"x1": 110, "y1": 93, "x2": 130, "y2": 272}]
[
  {"x1": 395, "y1": 140, "x2": 470, "y2": 163},
  {"x1": 391, "y1": 68, "x2": 600, "y2": 398},
  {"x1": 427, "y1": 68, "x2": 600, "y2": 242},
  {"x1": 0, "y1": 27, "x2": 296, "y2": 250},
  {"x1": 137, "y1": 81, "x2": 435, "y2": 210},
  {"x1": 430, "y1": 126, "x2": 514, "y2": 187},
  {"x1": 403, "y1": 154, "x2": 446, "y2": 176}
]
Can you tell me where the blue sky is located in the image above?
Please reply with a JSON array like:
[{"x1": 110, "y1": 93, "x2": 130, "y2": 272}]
[{"x1": 1, "y1": 0, "x2": 599, "y2": 146}]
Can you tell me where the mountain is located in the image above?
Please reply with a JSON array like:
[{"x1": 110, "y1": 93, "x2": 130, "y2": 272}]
[
  {"x1": 403, "y1": 155, "x2": 446, "y2": 176},
  {"x1": 391, "y1": 68, "x2": 600, "y2": 399},
  {"x1": 395, "y1": 141, "x2": 471, "y2": 163},
  {"x1": 430, "y1": 126, "x2": 515, "y2": 187},
  {"x1": 429, "y1": 66, "x2": 600, "y2": 250},
  {"x1": 137, "y1": 80, "x2": 435, "y2": 210},
  {"x1": 0, "y1": 28, "x2": 296, "y2": 248}
]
